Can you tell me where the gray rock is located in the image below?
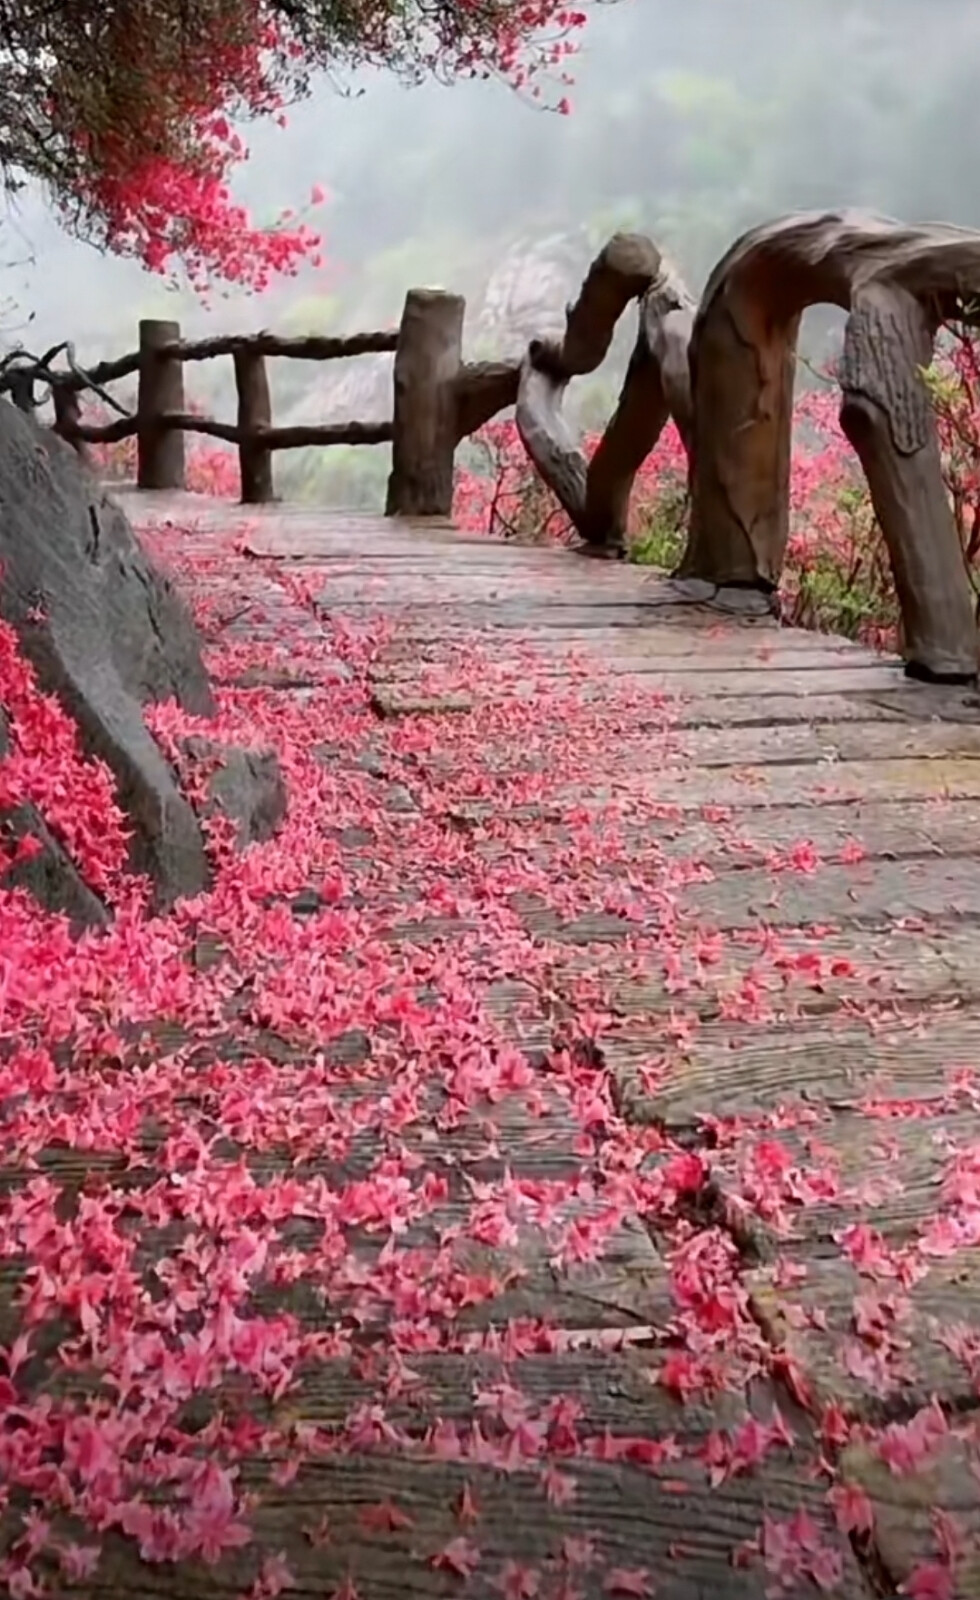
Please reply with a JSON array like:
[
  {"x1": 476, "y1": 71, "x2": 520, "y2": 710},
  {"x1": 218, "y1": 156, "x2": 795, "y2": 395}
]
[
  {"x1": 711, "y1": 585, "x2": 779, "y2": 618},
  {"x1": 0, "y1": 404, "x2": 286, "y2": 912},
  {"x1": 290, "y1": 887, "x2": 323, "y2": 917},
  {"x1": 0, "y1": 405, "x2": 212, "y2": 906},
  {"x1": 356, "y1": 748, "x2": 388, "y2": 779},
  {"x1": 0, "y1": 803, "x2": 110, "y2": 928},
  {"x1": 384, "y1": 783, "x2": 417, "y2": 814},
  {"x1": 663, "y1": 575, "x2": 778, "y2": 617},
  {"x1": 664, "y1": 576, "x2": 719, "y2": 605},
  {"x1": 476, "y1": 231, "x2": 590, "y2": 356},
  {"x1": 182, "y1": 739, "x2": 287, "y2": 848},
  {"x1": 36, "y1": 426, "x2": 214, "y2": 715}
]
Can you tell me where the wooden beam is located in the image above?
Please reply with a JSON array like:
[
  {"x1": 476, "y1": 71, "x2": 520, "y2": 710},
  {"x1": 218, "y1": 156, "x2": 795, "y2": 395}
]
[
  {"x1": 51, "y1": 386, "x2": 93, "y2": 465},
  {"x1": 144, "y1": 414, "x2": 393, "y2": 449},
  {"x1": 453, "y1": 359, "x2": 520, "y2": 441},
  {"x1": 164, "y1": 329, "x2": 399, "y2": 363},
  {"x1": 386, "y1": 288, "x2": 464, "y2": 518},
  {"x1": 233, "y1": 348, "x2": 274, "y2": 503},
  {"x1": 137, "y1": 320, "x2": 185, "y2": 490}
]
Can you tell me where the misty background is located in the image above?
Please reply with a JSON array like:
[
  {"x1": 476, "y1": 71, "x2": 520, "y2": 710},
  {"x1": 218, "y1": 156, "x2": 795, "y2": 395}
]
[{"x1": 4, "y1": 0, "x2": 979, "y2": 506}]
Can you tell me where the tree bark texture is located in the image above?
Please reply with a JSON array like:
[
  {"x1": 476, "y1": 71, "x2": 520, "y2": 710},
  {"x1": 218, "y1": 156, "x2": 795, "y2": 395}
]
[
  {"x1": 52, "y1": 386, "x2": 92, "y2": 467},
  {"x1": 233, "y1": 349, "x2": 275, "y2": 504},
  {"x1": 137, "y1": 319, "x2": 186, "y2": 491},
  {"x1": 681, "y1": 209, "x2": 980, "y2": 679},
  {"x1": 516, "y1": 235, "x2": 694, "y2": 553},
  {"x1": 840, "y1": 284, "x2": 976, "y2": 679},
  {"x1": 453, "y1": 360, "x2": 520, "y2": 441},
  {"x1": 386, "y1": 289, "x2": 464, "y2": 518}
]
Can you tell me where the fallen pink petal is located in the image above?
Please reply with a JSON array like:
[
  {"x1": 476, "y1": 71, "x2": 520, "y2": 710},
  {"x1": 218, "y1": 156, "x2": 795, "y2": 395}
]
[{"x1": 5, "y1": 132, "x2": 980, "y2": 1600}]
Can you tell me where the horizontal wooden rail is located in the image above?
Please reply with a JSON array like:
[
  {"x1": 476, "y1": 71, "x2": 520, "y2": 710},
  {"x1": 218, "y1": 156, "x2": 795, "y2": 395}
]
[
  {"x1": 11, "y1": 217, "x2": 977, "y2": 687},
  {"x1": 455, "y1": 359, "x2": 520, "y2": 440},
  {"x1": 66, "y1": 414, "x2": 394, "y2": 449},
  {"x1": 26, "y1": 328, "x2": 399, "y2": 394},
  {"x1": 158, "y1": 330, "x2": 399, "y2": 363},
  {"x1": 24, "y1": 291, "x2": 522, "y2": 510},
  {"x1": 63, "y1": 349, "x2": 143, "y2": 392},
  {"x1": 69, "y1": 414, "x2": 139, "y2": 445},
  {"x1": 168, "y1": 415, "x2": 395, "y2": 449}
]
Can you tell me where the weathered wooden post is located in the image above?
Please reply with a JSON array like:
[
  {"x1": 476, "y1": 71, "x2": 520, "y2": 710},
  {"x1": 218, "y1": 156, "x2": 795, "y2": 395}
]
[
  {"x1": 233, "y1": 347, "x2": 275, "y2": 504},
  {"x1": 137, "y1": 319, "x2": 185, "y2": 490},
  {"x1": 386, "y1": 288, "x2": 464, "y2": 518},
  {"x1": 51, "y1": 385, "x2": 92, "y2": 466}
]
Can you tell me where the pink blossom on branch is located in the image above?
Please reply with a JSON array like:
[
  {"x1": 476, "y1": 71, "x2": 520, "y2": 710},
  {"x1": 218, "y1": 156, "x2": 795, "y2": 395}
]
[{"x1": 41, "y1": 0, "x2": 590, "y2": 291}]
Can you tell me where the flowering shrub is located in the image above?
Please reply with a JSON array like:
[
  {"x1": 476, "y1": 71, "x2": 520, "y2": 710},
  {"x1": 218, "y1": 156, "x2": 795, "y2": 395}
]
[
  {"x1": 455, "y1": 420, "x2": 577, "y2": 545},
  {"x1": 17, "y1": 1, "x2": 586, "y2": 292},
  {"x1": 453, "y1": 334, "x2": 980, "y2": 654},
  {"x1": 922, "y1": 326, "x2": 980, "y2": 567},
  {"x1": 780, "y1": 388, "x2": 900, "y2": 652},
  {"x1": 454, "y1": 416, "x2": 689, "y2": 555},
  {"x1": 187, "y1": 443, "x2": 241, "y2": 498}
]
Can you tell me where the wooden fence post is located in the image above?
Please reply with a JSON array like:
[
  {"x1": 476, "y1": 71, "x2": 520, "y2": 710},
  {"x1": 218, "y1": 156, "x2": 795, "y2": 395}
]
[
  {"x1": 385, "y1": 288, "x2": 464, "y2": 518},
  {"x1": 233, "y1": 348, "x2": 275, "y2": 504},
  {"x1": 137, "y1": 319, "x2": 185, "y2": 490}
]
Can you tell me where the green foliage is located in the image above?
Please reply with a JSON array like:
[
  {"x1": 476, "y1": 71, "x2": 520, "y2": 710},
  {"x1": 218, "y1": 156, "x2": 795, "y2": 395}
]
[
  {"x1": 790, "y1": 544, "x2": 895, "y2": 641},
  {"x1": 628, "y1": 484, "x2": 689, "y2": 572},
  {"x1": 278, "y1": 442, "x2": 390, "y2": 509},
  {"x1": 920, "y1": 361, "x2": 959, "y2": 409}
]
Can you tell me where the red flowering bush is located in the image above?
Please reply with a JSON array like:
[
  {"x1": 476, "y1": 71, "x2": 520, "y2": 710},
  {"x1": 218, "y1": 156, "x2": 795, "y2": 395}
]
[
  {"x1": 186, "y1": 444, "x2": 241, "y2": 498},
  {"x1": 455, "y1": 420, "x2": 576, "y2": 545},
  {"x1": 455, "y1": 416, "x2": 689, "y2": 554},
  {"x1": 922, "y1": 326, "x2": 980, "y2": 568},
  {"x1": 42, "y1": 3, "x2": 326, "y2": 293},
  {"x1": 779, "y1": 387, "x2": 900, "y2": 651}
]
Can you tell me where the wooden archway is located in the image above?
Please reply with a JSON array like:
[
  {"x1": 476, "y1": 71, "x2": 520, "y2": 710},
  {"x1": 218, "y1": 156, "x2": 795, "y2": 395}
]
[
  {"x1": 680, "y1": 210, "x2": 980, "y2": 681},
  {"x1": 515, "y1": 233, "x2": 694, "y2": 556}
]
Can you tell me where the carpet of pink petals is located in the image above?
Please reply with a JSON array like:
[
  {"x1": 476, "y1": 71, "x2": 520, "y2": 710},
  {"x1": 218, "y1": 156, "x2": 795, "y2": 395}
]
[{"x1": 0, "y1": 505, "x2": 977, "y2": 1599}]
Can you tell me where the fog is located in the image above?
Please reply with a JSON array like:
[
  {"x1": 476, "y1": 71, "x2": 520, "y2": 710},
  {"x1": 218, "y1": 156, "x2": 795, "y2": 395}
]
[
  {"x1": 6, "y1": 0, "x2": 979, "y2": 340},
  {"x1": 4, "y1": 0, "x2": 979, "y2": 502}
]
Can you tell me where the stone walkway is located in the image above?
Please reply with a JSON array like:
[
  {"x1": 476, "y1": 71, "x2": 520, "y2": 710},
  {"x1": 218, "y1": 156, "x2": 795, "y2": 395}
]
[{"x1": 6, "y1": 490, "x2": 980, "y2": 1598}]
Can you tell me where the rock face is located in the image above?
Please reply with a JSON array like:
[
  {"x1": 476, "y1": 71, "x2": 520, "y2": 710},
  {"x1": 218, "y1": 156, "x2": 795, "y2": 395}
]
[
  {"x1": 476, "y1": 231, "x2": 592, "y2": 356},
  {"x1": 279, "y1": 229, "x2": 594, "y2": 441},
  {"x1": 0, "y1": 402, "x2": 286, "y2": 918},
  {"x1": 181, "y1": 738, "x2": 288, "y2": 850}
]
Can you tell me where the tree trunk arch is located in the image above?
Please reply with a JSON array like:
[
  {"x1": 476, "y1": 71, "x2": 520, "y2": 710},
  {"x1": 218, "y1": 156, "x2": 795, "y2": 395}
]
[
  {"x1": 517, "y1": 212, "x2": 980, "y2": 681},
  {"x1": 679, "y1": 210, "x2": 980, "y2": 681},
  {"x1": 515, "y1": 233, "x2": 694, "y2": 556}
]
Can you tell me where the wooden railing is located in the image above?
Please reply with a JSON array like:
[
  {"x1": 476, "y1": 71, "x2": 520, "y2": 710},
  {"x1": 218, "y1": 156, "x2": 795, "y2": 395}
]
[
  {"x1": 4, "y1": 215, "x2": 980, "y2": 684},
  {"x1": 3, "y1": 289, "x2": 520, "y2": 517}
]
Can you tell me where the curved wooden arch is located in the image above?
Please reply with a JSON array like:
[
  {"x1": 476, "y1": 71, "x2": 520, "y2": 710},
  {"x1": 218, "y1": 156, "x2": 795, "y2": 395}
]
[
  {"x1": 680, "y1": 209, "x2": 980, "y2": 681},
  {"x1": 515, "y1": 233, "x2": 694, "y2": 556}
]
